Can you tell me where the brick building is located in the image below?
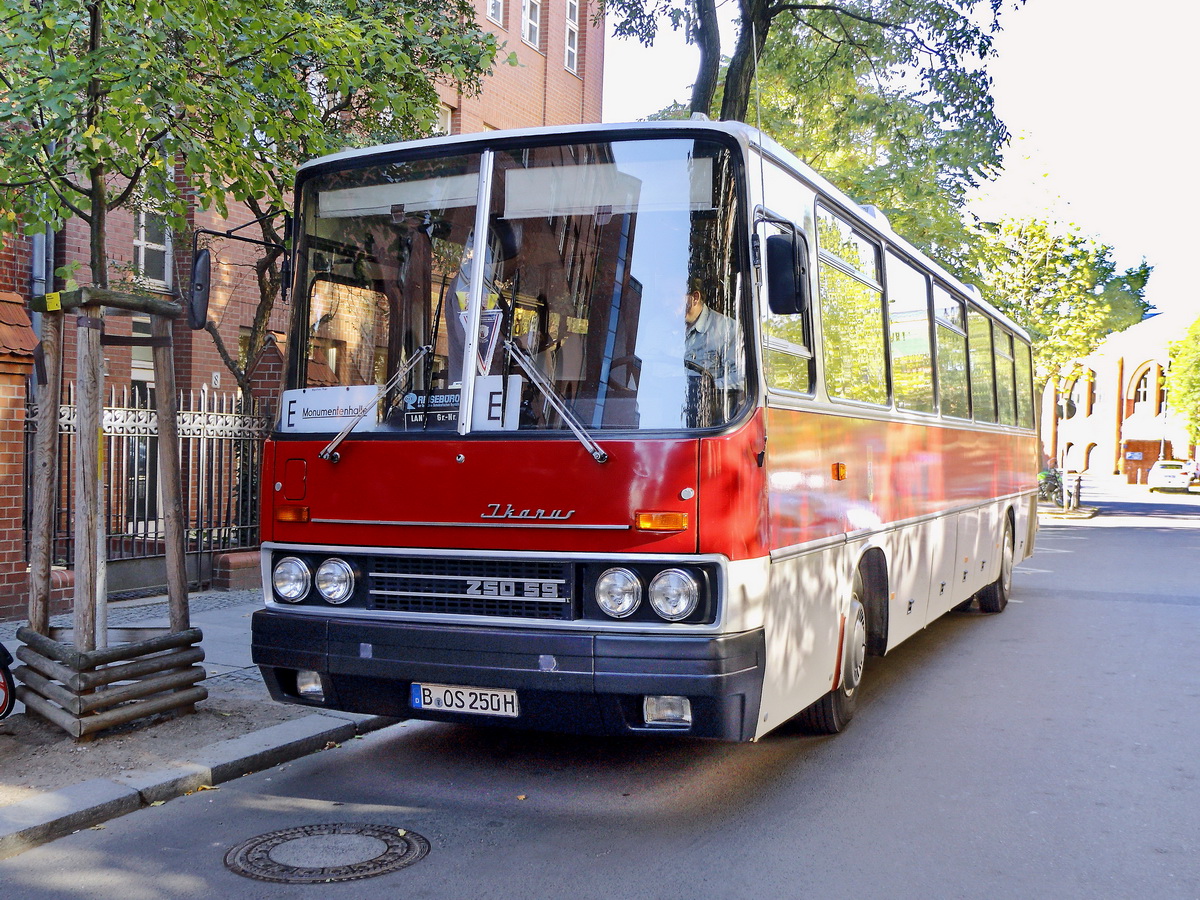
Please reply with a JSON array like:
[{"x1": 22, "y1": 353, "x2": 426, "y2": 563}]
[
  {"x1": 438, "y1": 0, "x2": 604, "y2": 132},
  {"x1": 1045, "y1": 311, "x2": 1199, "y2": 483},
  {"x1": 0, "y1": 0, "x2": 605, "y2": 620}
]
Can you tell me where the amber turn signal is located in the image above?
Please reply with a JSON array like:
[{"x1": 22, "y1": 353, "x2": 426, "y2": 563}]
[
  {"x1": 635, "y1": 511, "x2": 688, "y2": 532},
  {"x1": 831, "y1": 462, "x2": 847, "y2": 481},
  {"x1": 275, "y1": 505, "x2": 311, "y2": 523}
]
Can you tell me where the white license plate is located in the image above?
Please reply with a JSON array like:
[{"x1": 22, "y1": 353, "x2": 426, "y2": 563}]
[{"x1": 410, "y1": 682, "x2": 520, "y2": 718}]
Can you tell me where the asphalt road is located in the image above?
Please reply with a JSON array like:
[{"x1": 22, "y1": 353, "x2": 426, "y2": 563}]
[{"x1": 2, "y1": 481, "x2": 1197, "y2": 899}]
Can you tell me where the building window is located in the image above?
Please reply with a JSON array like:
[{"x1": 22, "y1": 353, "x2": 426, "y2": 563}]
[
  {"x1": 487, "y1": 0, "x2": 503, "y2": 24},
  {"x1": 1134, "y1": 369, "x2": 1150, "y2": 404},
  {"x1": 565, "y1": 0, "x2": 580, "y2": 72},
  {"x1": 134, "y1": 211, "x2": 172, "y2": 290},
  {"x1": 131, "y1": 315, "x2": 154, "y2": 385},
  {"x1": 522, "y1": 0, "x2": 541, "y2": 48},
  {"x1": 435, "y1": 103, "x2": 454, "y2": 135}
]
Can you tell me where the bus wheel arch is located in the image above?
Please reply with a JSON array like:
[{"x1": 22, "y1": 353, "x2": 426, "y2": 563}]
[
  {"x1": 857, "y1": 547, "x2": 889, "y2": 657},
  {"x1": 793, "y1": 552, "x2": 886, "y2": 735},
  {"x1": 977, "y1": 509, "x2": 1015, "y2": 614}
]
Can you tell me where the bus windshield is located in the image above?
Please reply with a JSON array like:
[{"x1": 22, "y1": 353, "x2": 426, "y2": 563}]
[{"x1": 290, "y1": 136, "x2": 748, "y2": 435}]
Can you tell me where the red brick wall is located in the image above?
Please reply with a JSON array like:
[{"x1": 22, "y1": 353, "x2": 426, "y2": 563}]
[
  {"x1": 438, "y1": 0, "x2": 604, "y2": 132},
  {"x1": 247, "y1": 339, "x2": 287, "y2": 420},
  {"x1": 0, "y1": 232, "x2": 32, "y2": 295},
  {"x1": 0, "y1": 364, "x2": 27, "y2": 621}
]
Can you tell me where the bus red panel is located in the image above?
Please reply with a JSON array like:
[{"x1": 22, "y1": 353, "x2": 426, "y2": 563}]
[{"x1": 266, "y1": 437, "x2": 701, "y2": 554}]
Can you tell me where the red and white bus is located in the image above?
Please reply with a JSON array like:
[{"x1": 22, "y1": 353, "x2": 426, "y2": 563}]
[{"x1": 250, "y1": 120, "x2": 1039, "y2": 741}]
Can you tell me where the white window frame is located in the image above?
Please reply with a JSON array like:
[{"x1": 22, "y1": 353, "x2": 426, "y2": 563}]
[
  {"x1": 565, "y1": 0, "x2": 580, "y2": 72},
  {"x1": 435, "y1": 103, "x2": 454, "y2": 136},
  {"x1": 487, "y1": 0, "x2": 503, "y2": 25},
  {"x1": 522, "y1": 0, "x2": 541, "y2": 48},
  {"x1": 134, "y1": 210, "x2": 172, "y2": 291}
]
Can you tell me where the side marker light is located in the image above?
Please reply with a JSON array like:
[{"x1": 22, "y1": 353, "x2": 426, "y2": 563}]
[
  {"x1": 635, "y1": 511, "x2": 688, "y2": 532},
  {"x1": 276, "y1": 505, "x2": 311, "y2": 523}
]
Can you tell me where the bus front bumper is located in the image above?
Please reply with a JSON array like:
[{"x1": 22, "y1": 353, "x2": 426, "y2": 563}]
[{"x1": 252, "y1": 609, "x2": 765, "y2": 741}]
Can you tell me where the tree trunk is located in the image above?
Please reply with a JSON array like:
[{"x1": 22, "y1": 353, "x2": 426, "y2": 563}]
[
  {"x1": 690, "y1": 0, "x2": 722, "y2": 117},
  {"x1": 720, "y1": 0, "x2": 772, "y2": 123}
]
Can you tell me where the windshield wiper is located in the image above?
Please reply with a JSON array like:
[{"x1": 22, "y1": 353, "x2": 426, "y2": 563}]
[
  {"x1": 319, "y1": 345, "x2": 430, "y2": 463},
  {"x1": 503, "y1": 337, "x2": 608, "y2": 464}
]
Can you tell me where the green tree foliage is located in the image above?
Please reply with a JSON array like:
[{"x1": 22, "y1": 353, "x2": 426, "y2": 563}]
[
  {"x1": 969, "y1": 218, "x2": 1153, "y2": 387},
  {"x1": 1168, "y1": 316, "x2": 1200, "y2": 445},
  {"x1": 1, "y1": 0, "x2": 501, "y2": 389},
  {"x1": 744, "y1": 21, "x2": 1010, "y2": 273},
  {"x1": 605, "y1": 0, "x2": 1020, "y2": 127}
]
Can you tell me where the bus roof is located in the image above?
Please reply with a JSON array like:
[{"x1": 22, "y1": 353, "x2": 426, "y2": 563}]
[{"x1": 299, "y1": 119, "x2": 1029, "y2": 342}]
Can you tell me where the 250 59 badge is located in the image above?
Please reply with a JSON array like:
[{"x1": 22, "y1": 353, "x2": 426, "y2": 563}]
[{"x1": 465, "y1": 578, "x2": 561, "y2": 599}]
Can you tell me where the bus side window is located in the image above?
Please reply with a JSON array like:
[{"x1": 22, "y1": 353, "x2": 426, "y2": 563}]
[
  {"x1": 933, "y1": 286, "x2": 969, "y2": 418},
  {"x1": 1014, "y1": 340, "x2": 1035, "y2": 428},
  {"x1": 994, "y1": 328, "x2": 1017, "y2": 425},
  {"x1": 885, "y1": 250, "x2": 934, "y2": 413},
  {"x1": 760, "y1": 223, "x2": 814, "y2": 394},
  {"x1": 816, "y1": 206, "x2": 887, "y2": 406},
  {"x1": 968, "y1": 307, "x2": 996, "y2": 423}
]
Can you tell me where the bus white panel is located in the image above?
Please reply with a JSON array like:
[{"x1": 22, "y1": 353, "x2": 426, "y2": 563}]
[
  {"x1": 924, "y1": 513, "x2": 962, "y2": 621},
  {"x1": 503, "y1": 159, "x2": 713, "y2": 219},
  {"x1": 757, "y1": 545, "x2": 847, "y2": 739},
  {"x1": 879, "y1": 523, "x2": 935, "y2": 649},
  {"x1": 318, "y1": 174, "x2": 478, "y2": 218}
]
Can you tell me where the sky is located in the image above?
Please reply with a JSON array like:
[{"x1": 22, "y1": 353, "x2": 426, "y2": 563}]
[{"x1": 602, "y1": 0, "x2": 1200, "y2": 323}]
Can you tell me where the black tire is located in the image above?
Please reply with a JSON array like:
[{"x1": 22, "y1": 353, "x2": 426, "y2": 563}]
[
  {"x1": 795, "y1": 571, "x2": 867, "y2": 734},
  {"x1": 977, "y1": 517, "x2": 1014, "y2": 614},
  {"x1": 0, "y1": 662, "x2": 15, "y2": 720}
]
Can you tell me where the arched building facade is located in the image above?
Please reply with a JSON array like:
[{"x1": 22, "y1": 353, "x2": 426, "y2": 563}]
[{"x1": 1043, "y1": 312, "x2": 1197, "y2": 483}]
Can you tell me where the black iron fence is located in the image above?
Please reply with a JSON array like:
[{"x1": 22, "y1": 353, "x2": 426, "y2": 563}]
[{"x1": 24, "y1": 386, "x2": 269, "y2": 587}]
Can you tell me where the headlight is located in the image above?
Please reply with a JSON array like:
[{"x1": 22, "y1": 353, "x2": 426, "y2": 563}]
[
  {"x1": 315, "y1": 558, "x2": 355, "y2": 604},
  {"x1": 596, "y1": 568, "x2": 641, "y2": 618},
  {"x1": 649, "y1": 568, "x2": 699, "y2": 620},
  {"x1": 273, "y1": 556, "x2": 310, "y2": 602}
]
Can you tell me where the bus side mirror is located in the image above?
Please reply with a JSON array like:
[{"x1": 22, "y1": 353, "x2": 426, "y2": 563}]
[
  {"x1": 188, "y1": 248, "x2": 211, "y2": 330},
  {"x1": 766, "y1": 233, "x2": 808, "y2": 315}
]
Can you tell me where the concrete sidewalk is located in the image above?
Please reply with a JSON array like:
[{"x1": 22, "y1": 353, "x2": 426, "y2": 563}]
[{"x1": 0, "y1": 590, "x2": 395, "y2": 860}]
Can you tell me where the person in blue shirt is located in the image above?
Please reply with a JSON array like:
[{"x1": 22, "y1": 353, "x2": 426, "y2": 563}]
[{"x1": 683, "y1": 277, "x2": 743, "y2": 390}]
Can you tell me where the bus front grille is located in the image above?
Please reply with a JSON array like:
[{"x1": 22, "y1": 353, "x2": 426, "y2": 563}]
[{"x1": 365, "y1": 556, "x2": 575, "y2": 620}]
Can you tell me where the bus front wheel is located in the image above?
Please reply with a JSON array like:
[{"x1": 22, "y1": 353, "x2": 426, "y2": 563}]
[
  {"x1": 977, "y1": 517, "x2": 1014, "y2": 614},
  {"x1": 796, "y1": 571, "x2": 867, "y2": 735}
]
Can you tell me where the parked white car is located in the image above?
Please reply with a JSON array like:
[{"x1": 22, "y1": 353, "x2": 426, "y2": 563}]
[{"x1": 1147, "y1": 459, "x2": 1194, "y2": 492}]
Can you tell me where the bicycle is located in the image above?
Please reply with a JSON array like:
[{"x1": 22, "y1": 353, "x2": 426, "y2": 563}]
[{"x1": 0, "y1": 644, "x2": 15, "y2": 719}]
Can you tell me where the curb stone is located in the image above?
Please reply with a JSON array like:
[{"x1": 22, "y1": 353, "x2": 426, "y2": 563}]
[{"x1": 0, "y1": 713, "x2": 396, "y2": 860}]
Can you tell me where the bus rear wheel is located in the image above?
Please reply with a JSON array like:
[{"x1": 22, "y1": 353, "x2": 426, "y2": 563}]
[
  {"x1": 796, "y1": 572, "x2": 867, "y2": 735},
  {"x1": 977, "y1": 517, "x2": 1014, "y2": 614}
]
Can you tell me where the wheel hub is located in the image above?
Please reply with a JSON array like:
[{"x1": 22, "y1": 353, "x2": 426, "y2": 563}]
[{"x1": 844, "y1": 600, "x2": 867, "y2": 691}]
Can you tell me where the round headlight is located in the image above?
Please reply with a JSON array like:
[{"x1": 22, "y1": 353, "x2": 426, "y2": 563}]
[
  {"x1": 315, "y1": 558, "x2": 355, "y2": 604},
  {"x1": 649, "y1": 568, "x2": 700, "y2": 621},
  {"x1": 273, "y1": 556, "x2": 310, "y2": 602},
  {"x1": 595, "y1": 568, "x2": 641, "y2": 618}
]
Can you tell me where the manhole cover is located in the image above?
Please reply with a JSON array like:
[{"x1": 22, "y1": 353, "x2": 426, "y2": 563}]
[{"x1": 224, "y1": 823, "x2": 430, "y2": 883}]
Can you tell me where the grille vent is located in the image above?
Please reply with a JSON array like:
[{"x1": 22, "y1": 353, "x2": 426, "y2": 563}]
[{"x1": 367, "y1": 556, "x2": 574, "y2": 621}]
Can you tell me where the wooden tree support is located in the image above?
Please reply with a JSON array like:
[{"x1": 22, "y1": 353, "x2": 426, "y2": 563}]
[
  {"x1": 12, "y1": 626, "x2": 207, "y2": 740},
  {"x1": 23, "y1": 288, "x2": 197, "y2": 740}
]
